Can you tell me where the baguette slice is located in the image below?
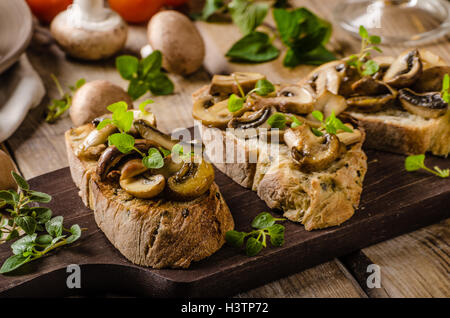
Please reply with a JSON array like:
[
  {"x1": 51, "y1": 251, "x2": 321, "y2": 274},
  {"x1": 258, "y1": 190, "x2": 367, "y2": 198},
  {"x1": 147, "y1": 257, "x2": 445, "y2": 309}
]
[
  {"x1": 199, "y1": 125, "x2": 367, "y2": 231},
  {"x1": 347, "y1": 108, "x2": 450, "y2": 156},
  {"x1": 65, "y1": 124, "x2": 234, "y2": 269}
]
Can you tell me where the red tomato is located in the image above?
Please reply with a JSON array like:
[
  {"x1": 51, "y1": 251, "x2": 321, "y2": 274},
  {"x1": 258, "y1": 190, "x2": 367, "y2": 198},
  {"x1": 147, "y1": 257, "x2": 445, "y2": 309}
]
[
  {"x1": 164, "y1": 0, "x2": 189, "y2": 6},
  {"x1": 108, "y1": 0, "x2": 165, "y2": 23},
  {"x1": 26, "y1": 0, "x2": 73, "y2": 24}
]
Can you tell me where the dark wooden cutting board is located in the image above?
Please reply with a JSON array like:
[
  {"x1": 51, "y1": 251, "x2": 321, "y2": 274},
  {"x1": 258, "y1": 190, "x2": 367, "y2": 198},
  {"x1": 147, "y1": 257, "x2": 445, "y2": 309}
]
[{"x1": 0, "y1": 148, "x2": 449, "y2": 297}]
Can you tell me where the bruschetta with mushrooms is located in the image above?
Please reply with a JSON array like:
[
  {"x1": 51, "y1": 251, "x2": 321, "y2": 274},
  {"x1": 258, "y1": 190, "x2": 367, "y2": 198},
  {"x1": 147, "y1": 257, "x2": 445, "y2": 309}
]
[
  {"x1": 65, "y1": 110, "x2": 233, "y2": 269},
  {"x1": 192, "y1": 72, "x2": 367, "y2": 230}
]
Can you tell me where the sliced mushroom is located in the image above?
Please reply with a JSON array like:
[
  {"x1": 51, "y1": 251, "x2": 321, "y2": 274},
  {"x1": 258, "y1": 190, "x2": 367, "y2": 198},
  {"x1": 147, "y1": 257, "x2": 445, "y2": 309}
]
[
  {"x1": 192, "y1": 97, "x2": 233, "y2": 128},
  {"x1": 96, "y1": 139, "x2": 159, "y2": 180},
  {"x1": 167, "y1": 157, "x2": 215, "y2": 200},
  {"x1": 346, "y1": 83, "x2": 397, "y2": 112},
  {"x1": 313, "y1": 90, "x2": 348, "y2": 118},
  {"x1": 120, "y1": 159, "x2": 148, "y2": 180},
  {"x1": 336, "y1": 64, "x2": 361, "y2": 98},
  {"x1": 336, "y1": 125, "x2": 362, "y2": 146},
  {"x1": 411, "y1": 66, "x2": 450, "y2": 93},
  {"x1": 419, "y1": 49, "x2": 447, "y2": 69},
  {"x1": 351, "y1": 76, "x2": 392, "y2": 96},
  {"x1": 134, "y1": 120, "x2": 178, "y2": 150},
  {"x1": 371, "y1": 56, "x2": 395, "y2": 80},
  {"x1": 383, "y1": 49, "x2": 422, "y2": 88},
  {"x1": 209, "y1": 72, "x2": 265, "y2": 96},
  {"x1": 75, "y1": 124, "x2": 117, "y2": 157},
  {"x1": 398, "y1": 88, "x2": 448, "y2": 119},
  {"x1": 313, "y1": 64, "x2": 341, "y2": 96},
  {"x1": 284, "y1": 125, "x2": 342, "y2": 172},
  {"x1": 120, "y1": 174, "x2": 166, "y2": 199},
  {"x1": 249, "y1": 84, "x2": 315, "y2": 115},
  {"x1": 228, "y1": 107, "x2": 272, "y2": 129}
]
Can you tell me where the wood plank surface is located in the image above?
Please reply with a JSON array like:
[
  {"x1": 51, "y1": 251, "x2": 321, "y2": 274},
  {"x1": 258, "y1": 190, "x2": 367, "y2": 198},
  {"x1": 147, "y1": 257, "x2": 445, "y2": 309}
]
[{"x1": 2, "y1": 0, "x2": 449, "y2": 297}]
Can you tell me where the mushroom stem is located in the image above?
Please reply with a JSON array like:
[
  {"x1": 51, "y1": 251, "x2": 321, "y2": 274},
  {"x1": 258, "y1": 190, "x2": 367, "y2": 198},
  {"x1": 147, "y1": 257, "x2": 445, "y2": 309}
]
[{"x1": 72, "y1": 0, "x2": 107, "y2": 22}]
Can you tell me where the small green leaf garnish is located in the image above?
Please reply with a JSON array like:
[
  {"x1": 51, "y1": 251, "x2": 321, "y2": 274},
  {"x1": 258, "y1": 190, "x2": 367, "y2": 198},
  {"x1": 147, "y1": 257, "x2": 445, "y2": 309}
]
[
  {"x1": 139, "y1": 99, "x2": 154, "y2": 115},
  {"x1": 229, "y1": 0, "x2": 269, "y2": 36},
  {"x1": 225, "y1": 31, "x2": 280, "y2": 63},
  {"x1": 346, "y1": 25, "x2": 383, "y2": 76},
  {"x1": 311, "y1": 110, "x2": 353, "y2": 136},
  {"x1": 441, "y1": 74, "x2": 449, "y2": 103},
  {"x1": 45, "y1": 75, "x2": 85, "y2": 123},
  {"x1": 226, "y1": 212, "x2": 285, "y2": 256},
  {"x1": 267, "y1": 113, "x2": 287, "y2": 129},
  {"x1": 116, "y1": 51, "x2": 174, "y2": 100},
  {"x1": 228, "y1": 93, "x2": 245, "y2": 112},
  {"x1": 228, "y1": 78, "x2": 275, "y2": 113},
  {"x1": 0, "y1": 172, "x2": 83, "y2": 273},
  {"x1": 405, "y1": 154, "x2": 449, "y2": 178},
  {"x1": 290, "y1": 116, "x2": 303, "y2": 128}
]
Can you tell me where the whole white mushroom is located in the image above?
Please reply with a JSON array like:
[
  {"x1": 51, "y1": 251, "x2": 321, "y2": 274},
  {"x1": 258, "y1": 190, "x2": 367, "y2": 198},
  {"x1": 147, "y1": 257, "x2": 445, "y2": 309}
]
[
  {"x1": 147, "y1": 10, "x2": 205, "y2": 75},
  {"x1": 50, "y1": 0, "x2": 128, "y2": 60},
  {"x1": 0, "y1": 150, "x2": 18, "y2": 191},
  {"x1": 70, "y1": 80, "x2": 132, "y2": 126}
]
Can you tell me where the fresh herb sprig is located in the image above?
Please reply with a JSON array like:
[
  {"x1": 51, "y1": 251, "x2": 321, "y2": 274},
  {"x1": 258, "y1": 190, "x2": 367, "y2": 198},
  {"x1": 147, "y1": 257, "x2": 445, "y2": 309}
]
[
  {"x1": 0, "y1": 172, "x2": 52, "y2": 243},
  {"x1": 45, "y1": 75, "x2": 85, "y2": 123},
  {"x1": 266, "y1": 112, "x2": 302, "y2": 129},
  {"x1": 441, "y1": 73, "x2": 449, "y2": 103},
  {"x1": 405, "y1": 154, "x2": 449, "y2": 178},
  {"x1": 226, "y1": 212, "x2": 285, "y2": 256},
  {"x1": 346, "y1": 26, "x2": 382, "y2": 76},
  {"x1": 310, "y1": 110, "x2": 353, "y2": 136},
  {"x1": 0, "y1": 172, "x2": 82, "y2": 274},
  {"x1": 116, "y1": 50, "x2": 174, "y2": 101},
  {"x1": 227, "y1": 77, "x2": 275, "y2": 112},
  {"x1": 0, "y1": 215, "x2": 82, "y2": 274}
]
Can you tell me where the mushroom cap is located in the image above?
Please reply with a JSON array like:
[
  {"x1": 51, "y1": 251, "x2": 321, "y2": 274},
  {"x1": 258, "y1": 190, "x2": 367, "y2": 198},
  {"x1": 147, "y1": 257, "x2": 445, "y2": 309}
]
[
  {"x1": 50, "y1": 10, "x2": 128, "y2": 60},
  {"x1": 70, "y1": 80, "x2": 132, "y2": 126},
  {"x1": 0, "y1": 150, "x2": 17, "y2": 190},
  {"x1": 147, "y1": 10, "x2": 205, "y2": 75}
]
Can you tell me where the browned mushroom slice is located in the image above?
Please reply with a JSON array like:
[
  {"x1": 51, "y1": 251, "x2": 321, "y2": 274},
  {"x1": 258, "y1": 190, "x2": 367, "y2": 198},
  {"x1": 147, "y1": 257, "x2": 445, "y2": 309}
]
[
  {"x1": 250, "y1": 84, "x2": 315, "y2": 115},
  {"x1": 167, "y1": 157, "x2": 215, "y2": 200},
  {"x1": 411, "y1": 66, "x2": 450, "y2": 93},
  {"x1": 75, "y1": 124, "x2": 117, "y2": 157},
  {"x1": 371, "y1": 56, "x2": 395, "y2": 80},
  {"x1": 314, "y1": 90, "x2": 348, "y2": 118},
  {"x1": 134, "y1": 119, "x2": 178, "y2": 150},
  {"x1": 96, "y1": 139, "x2": 159, "y2": 180},
  {"x1": 209, "y1": 72, "x2": 265, "y2": 96},
  {"x1": 119, "y1": 174, "x2": 166, "y2": 199},
  {"x1": 351, "y1": 76, "x2": 392, "y2": 96},
  {"x1": 419, "y1": 49, "x2": 447, "y2": 68},
  {"x1": 383, "y1": 49, "x2": 422, "y2": 88},
  {"x1": 398, "y1": 88, "x2": 448, "y2": 119},
  {"x1": 228, "y1": 107, "x2": 272, "y2": 129},
  {"x1": 284, "y1": 125, "x2": 342, "y2": 172},
  {"x1": 192, "y1": 96, "x2": 233, "y2": 128},
  {"x1": 347, "y1": 82, "x2": 397, "y2": 112}
]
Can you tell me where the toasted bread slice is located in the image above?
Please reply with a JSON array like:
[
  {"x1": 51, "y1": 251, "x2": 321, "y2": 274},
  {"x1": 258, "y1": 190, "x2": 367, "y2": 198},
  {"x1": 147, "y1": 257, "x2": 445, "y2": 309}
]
[
  {"x1": 347, "y1": 108, "x2": 450, "y2": 156},
  {"x1": 200, "y1": 124, "x2": 367, "y2": 231},
  {"x1": 65, "y1": 124, "x2": 234, "y2": 269}
]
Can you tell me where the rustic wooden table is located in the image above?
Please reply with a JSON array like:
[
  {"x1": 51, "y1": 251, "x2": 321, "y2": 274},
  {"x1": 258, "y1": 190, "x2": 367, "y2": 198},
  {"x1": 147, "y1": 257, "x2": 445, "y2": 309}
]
[{"x1": 1, "y1": 0, "x2": 449, "y2": 297}]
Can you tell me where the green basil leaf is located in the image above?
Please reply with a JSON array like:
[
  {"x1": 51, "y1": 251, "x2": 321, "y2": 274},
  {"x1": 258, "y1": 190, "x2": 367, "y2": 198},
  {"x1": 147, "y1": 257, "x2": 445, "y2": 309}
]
[
  {"x1": 159, "y1": 147, "x2": 171, "y2": 158},
  {"x1": 139, "y1": 50, "x2": 162, "y2": 77},
  {"x1": 225, "y1": 230, "x2": 246, "y2": 248},
  {"x1": 142, "y1": 148, "x2": 164, "y2": 169},
  {"x1": 405, "y1": 154, "x2": 425, "y2": 171},
  {"x1": 0, "y1": 254, "x2": 32, "y2": 274},
  {"x1": 75, "y1": 78, "x2": 86, "y2": 90},
  {"x1": 251, "y1": 212, "x2": 276, "y2": 229},
  {"x1": 252, "y1": 79, "x2": 275, "y2": 96},
  {"x1": 0, "y1": 191, "x2": 15, "y2": 205},
  {"x1": 311, "y1": 110, "x2": 324, "y2": 122},
  {"x1": 108, "y1": 133, "x2": 135, "y2": 154},
  {"x1": 227, "y1": 94, "x2": 245, "y2": 113},
  {"x1": 26, "y1": 190, "x2": 52, "y2": 203},
  {"x1": 11, "y1": 171, "x2": 28, "y2": 190},
  {"x1": 226, "y1": 31, "x2": 280, "y2": 63},
  {"x1": 359, "y1": 25, "x2": 369, "y2": 39},
  {"x1": 171, "y1": 144, "x2": 184, "y2": 156},
  {"x1": 11, "y1": 234, "x2": 37, "y2": 255},
  {"x1": 291, "y1": 116, "x2": 303, "y2": 128},
  {"x1": 245, "y1": 237, "x2": 263, "y2": 256},
  {"x1": 311, "y1": 127, "x2": 324, "y2": 137},
  {"x1": 267, "y1": 113, "x2": 286, "y2": 129},
  {"x1": 267, "y1": 224, "x2": 285, "y2": 247},
  {"x1": 107, "y1": 101, "x2": 128, "y2": 114},
  {"x1": 201, "y1": 0, "x2": 225, "y2": 21},
  {"x1": 96, "y1": 118, "x2": 112, "y2": 130},
  {"x1": 362, "y1": 60, "x2": 380, "y2": 76},
  {"x1": 147, "y1": 72, "x2": 174, "y2": 96},
  {"x1": 30, "y1": 207, "x2": 53, "y2": 224},
  {"x1": 15, "y1": 216, "x2": 37, "y2": 235},
  {"x1": 229, "y1": 0, "x2": 268, "y2": 35},
  {"x1": 128, "y1": 78, "x2": 149, "y2": 101},
  {"x1": 139, "y1": 99, "x2": 154, "y2": 115},
  {"x1": 66, "y1": 224, "x2": 82, "y2": 244},
  {"x1": 35, "y1": 234, "x2": 53, "y2": 246},
  {"x1": 116, "y1": 55, "x2": 139, "y2": 80},
  {"x1": 45, "y1": 216, "x2": 64, "y2": 238}
]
